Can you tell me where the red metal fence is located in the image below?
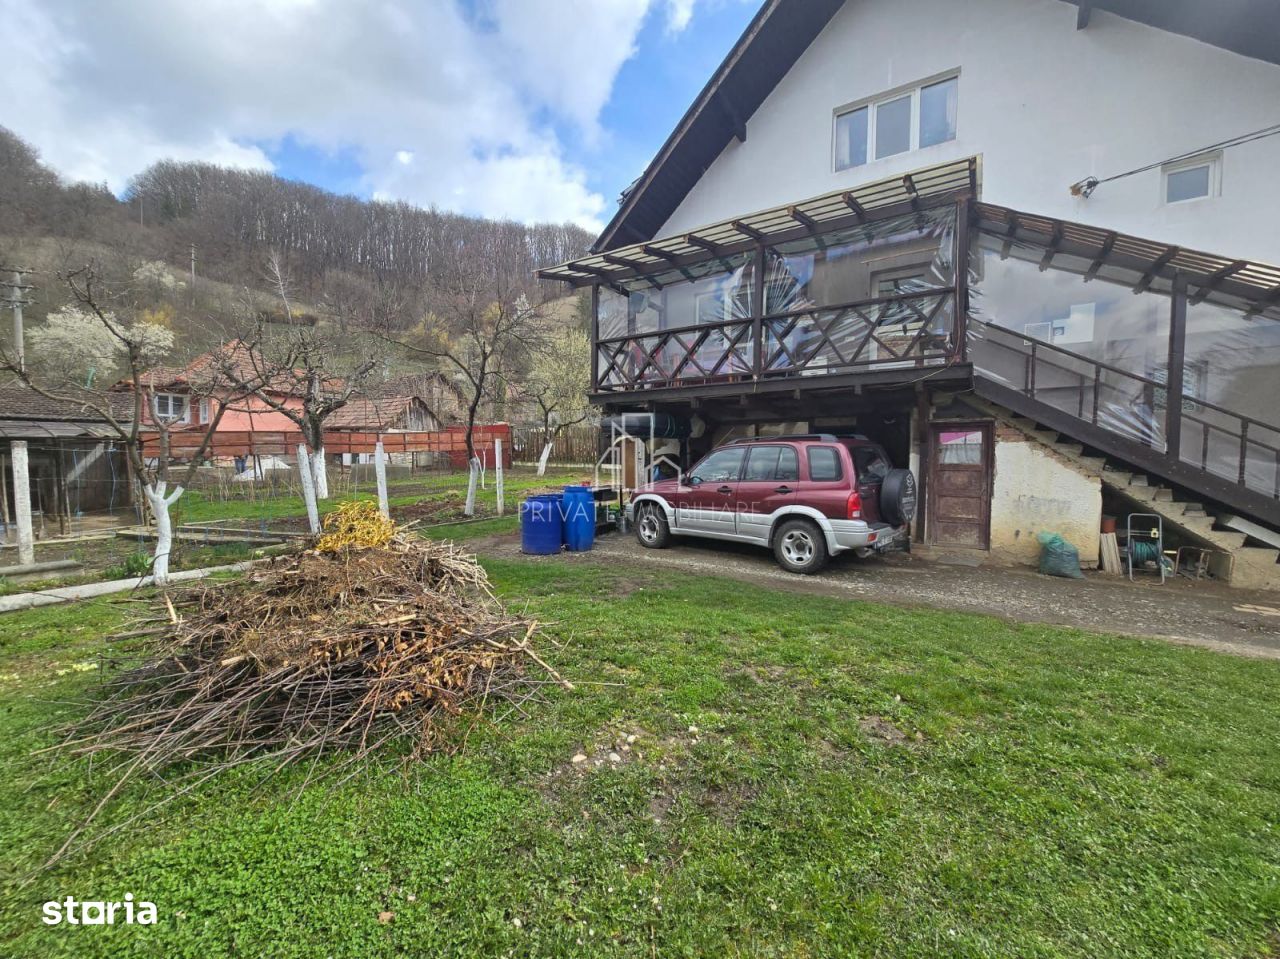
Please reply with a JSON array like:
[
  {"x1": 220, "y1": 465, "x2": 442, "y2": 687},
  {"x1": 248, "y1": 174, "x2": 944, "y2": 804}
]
[{"x1": 142, "y1": 424, "x2": 513, "y2": 468}]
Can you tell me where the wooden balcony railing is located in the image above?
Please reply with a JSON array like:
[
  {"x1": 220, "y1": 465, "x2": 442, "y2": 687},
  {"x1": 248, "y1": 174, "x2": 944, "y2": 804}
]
[{"x1": 594, "y1": 288, "x2": 957, "y2": 392}]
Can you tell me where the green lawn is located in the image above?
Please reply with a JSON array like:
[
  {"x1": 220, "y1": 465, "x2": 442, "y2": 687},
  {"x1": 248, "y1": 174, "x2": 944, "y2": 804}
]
[
  {"x1": 1, "y1": 550, "x2": 1279, "y2": 957},
  {"x1": 171, "y1": 466, "x2": 589, "y2": 525}
]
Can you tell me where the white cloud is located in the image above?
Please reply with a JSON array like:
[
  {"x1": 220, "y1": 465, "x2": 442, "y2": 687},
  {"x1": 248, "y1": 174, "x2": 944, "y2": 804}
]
[{"x1": 0, "y1": 0, "x2": 700, "y2": 231}]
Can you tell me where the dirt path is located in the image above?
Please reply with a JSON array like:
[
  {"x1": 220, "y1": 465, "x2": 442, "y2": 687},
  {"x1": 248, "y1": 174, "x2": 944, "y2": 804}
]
[{"x1": 476, "y1": 529, "x2": 1280, "y2": 661}]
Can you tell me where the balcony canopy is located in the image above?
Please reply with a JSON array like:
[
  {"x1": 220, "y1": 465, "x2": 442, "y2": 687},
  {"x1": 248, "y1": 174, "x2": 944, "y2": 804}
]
[{"x1": 538, "y1": 158, "x2": 980, "y2": 288}]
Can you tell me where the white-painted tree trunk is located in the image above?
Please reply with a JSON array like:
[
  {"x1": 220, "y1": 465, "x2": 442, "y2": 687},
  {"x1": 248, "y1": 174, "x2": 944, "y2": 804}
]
[
  {"x1": 494, "y1": 439, "x2": 504, "y2": 516},
  {"x1": 464, "y1": 457, "x2": 479, "y2": 517},
  {"x1": 10, "y1": 440, "x2": 34, "y2": 566},
  {"x1": 536, "y1": 441, "x2": 554, "y2": 477},
  {"x1": 311, "y1": 445, "x2": 329, "y2": 499},
  {"x1": 297, "y1": 445, "x2": 321, "y2": 534},
  {"x1": 143, "y1": 480, "x2": 185, "y2": 586},
  {"x1": 374, "y1": 442, "x2": 389, "y2": 519}
]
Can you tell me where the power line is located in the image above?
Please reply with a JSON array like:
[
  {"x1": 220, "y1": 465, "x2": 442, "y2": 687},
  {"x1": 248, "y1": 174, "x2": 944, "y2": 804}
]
[{"x1": 1070, "y1": 123, "x2": 1280, "y2": 197}]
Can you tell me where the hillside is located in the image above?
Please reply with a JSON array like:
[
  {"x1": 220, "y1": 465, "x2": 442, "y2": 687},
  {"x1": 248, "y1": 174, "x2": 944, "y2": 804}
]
[{"x1": 0, "y1": 126, "x2": 593, "y2": 345}]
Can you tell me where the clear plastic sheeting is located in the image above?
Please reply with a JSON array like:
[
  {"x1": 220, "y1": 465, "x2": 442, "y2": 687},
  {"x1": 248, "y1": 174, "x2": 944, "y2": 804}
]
[
  {"x1": 967, "y1": 233, "x2": 1172, "y2": 451},
  {"x1": 763, "y1": 207, "x2": 954, "y2": 314},
  {"x1": 596, "y1": 253, "x2": 754, "y2": 340},
  {"x1": 760, "y1": 206, "x2": 957, "y2": 375},
  {"x1": 1180, "y1": 301, "x2": 1280, "y2": 495}
]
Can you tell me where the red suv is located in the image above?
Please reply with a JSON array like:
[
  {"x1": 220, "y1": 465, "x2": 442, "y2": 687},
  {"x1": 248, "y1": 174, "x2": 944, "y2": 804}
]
[{"x1": 630, "y1": 434, "x2": 916, "y2": 574}]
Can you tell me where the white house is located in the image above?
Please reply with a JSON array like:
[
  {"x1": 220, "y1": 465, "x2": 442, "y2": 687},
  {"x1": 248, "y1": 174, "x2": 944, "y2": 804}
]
[{"x1": 542, "y1": 0, "x2": 1280, "y2": 587}]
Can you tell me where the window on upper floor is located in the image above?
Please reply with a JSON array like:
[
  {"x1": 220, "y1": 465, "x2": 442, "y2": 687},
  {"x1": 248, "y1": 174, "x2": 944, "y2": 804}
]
[
  {"x1": 152, "y1": 393, "x2": 189, "y2": 424},
  {"x1": 834, "y1": 74, "x2": 958, "y2": 171},
  {"x1": 1163, "y1": 153, "x2": 1220, "y2": 205}
]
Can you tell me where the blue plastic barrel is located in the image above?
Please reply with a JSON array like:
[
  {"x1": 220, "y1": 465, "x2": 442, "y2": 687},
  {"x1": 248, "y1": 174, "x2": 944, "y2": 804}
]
[
  {"x1": 520, "y1": 494, "x2": 563, "y2": 555},
  {"x1": 562, "y1": 485, "x2": 596, "y2": 552}
]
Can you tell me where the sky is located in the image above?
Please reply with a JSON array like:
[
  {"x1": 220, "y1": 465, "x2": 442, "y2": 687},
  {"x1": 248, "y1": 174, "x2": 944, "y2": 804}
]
[{"x1": 0, "y1": 0, "x2": 759, "y2": 234}]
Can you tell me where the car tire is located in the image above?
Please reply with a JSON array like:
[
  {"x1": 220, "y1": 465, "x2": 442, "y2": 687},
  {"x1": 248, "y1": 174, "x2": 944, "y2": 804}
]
[
  {"x1": 879, "y1": 468, "x2": 918, "y2": 527},
  {"x1": 634, "y1": 502, "x2": 672, "y2": 549},
  {"x1": 773, "y1": 518, "x2": 828, "y2": 574}
]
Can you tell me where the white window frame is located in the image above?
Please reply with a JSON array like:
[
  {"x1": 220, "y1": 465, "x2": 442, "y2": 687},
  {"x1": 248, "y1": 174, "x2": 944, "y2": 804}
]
[
  {"x1": 152, "y1": 393, "x2": 191, "y2": 425},
  {"x1": 1162, "y1": 152, "x2": 1221, "y2": 206},
  {"x1": 833, "y1": 70, "x2": 959, "y2": 173},
  {"x1": 199, "y1": 398, "x2": 211, "y2": 424}
]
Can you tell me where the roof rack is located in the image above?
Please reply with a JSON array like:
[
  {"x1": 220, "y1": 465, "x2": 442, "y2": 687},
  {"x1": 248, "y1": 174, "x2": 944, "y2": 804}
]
[{"x1": 726, "y1": 433, "x2": 838, "y2": 444}]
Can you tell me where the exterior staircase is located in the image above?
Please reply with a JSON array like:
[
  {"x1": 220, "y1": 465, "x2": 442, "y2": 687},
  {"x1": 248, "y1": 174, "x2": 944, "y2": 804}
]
[{"x1": 965, "y1": 395, "x2": 1280, "y2": 590}]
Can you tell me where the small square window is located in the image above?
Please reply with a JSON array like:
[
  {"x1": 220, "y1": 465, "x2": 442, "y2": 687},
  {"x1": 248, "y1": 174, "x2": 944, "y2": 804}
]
[
  {"x1": 875, "y1": 94, "x2": 912, "y2": 159},
  {"x1": 1164, "y1": 156, "x2": 1218, "y2": 204},
  {"x1": 835, "y1": 106, "x2": 868, "y2": 171}
]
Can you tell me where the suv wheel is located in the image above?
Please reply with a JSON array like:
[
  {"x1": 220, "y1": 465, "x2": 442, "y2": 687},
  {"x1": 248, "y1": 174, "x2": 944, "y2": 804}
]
[
  {"x1": 773, "y1": 518, "x2": 828, "y2": 574},
  {"x1": 635, "y1": 502, "x2": 671, "y2": 549}
]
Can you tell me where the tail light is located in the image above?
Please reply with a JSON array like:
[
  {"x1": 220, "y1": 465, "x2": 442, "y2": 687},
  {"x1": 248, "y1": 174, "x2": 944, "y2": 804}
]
[{"x1": 846, "y1": 490, "x2": 863, "y2": 519}]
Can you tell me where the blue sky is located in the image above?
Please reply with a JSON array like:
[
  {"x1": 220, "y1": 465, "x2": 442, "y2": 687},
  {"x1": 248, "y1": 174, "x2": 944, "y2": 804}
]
[{"x1": 0, "y1": 0, "x2": 758, "y2": 233}]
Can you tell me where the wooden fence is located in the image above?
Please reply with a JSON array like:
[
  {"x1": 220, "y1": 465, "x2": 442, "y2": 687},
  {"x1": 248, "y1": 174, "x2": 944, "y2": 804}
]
[{"x1": 511, "y1": 425, "x2": 598, "y2": 465}]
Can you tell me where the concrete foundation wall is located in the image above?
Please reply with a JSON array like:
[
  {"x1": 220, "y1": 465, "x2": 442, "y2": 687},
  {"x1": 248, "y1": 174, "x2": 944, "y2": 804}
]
[{"x1": 989, "y1": 426, "x2": 1100, "y2": 569}]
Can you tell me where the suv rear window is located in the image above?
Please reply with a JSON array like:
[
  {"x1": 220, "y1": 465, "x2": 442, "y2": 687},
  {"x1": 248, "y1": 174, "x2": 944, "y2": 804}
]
[
  {"x1": 850, "y1": 446, "x2": 890, "y2": 482},
  {"x1": 743, "y1": 445, "x2": 799, "y2": 482},
  {"x1": 806, "y1": 445, "x2": 843, "y2": 482}
]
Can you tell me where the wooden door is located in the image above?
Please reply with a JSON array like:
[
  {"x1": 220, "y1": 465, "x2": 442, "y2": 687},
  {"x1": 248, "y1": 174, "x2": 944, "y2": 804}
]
[{"x1": 928, "y1": 423, "x2": 991, "y2": 549}]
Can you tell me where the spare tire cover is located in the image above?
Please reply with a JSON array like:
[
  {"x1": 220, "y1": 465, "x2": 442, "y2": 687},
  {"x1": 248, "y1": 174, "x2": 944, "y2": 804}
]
[{"x1": 879, "y1": 469, "x2": 917, "y2": 526}]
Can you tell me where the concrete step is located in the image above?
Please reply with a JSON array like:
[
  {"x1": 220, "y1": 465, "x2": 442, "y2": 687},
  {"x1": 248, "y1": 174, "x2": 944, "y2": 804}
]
[
  {"x1": 1055, "y1": 442, "x2": 1085, "y2": 457},
  {"x1": 1227, "y1": 546, "x2": 1280, "y2": 590}
]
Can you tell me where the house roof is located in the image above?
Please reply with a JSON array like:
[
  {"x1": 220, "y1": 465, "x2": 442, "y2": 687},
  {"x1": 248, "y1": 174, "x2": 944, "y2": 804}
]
[
  {"x1": 325, "y1": 396, "x2": 429, "y2": 431},
  {"x1": 0, "y1": 386, "x2": 133, "y2": 439},
  {"x1": 594, "y1": 0, "x2": 1280, "y2": 253}
]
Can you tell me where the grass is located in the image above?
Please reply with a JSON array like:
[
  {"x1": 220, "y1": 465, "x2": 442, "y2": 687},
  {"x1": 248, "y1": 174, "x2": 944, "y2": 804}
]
[{"x1": 1, "y1": 551, "x2": 1279, "y2": 957}]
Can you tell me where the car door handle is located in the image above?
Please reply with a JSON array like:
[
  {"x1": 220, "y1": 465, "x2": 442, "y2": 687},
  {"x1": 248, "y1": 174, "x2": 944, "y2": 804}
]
[
  {"x1": 773, "y1": 486, "x2": 793, "y2": 494},
  {"x1": 716, "y1": 485, "x2": 733, "y2": 494}
]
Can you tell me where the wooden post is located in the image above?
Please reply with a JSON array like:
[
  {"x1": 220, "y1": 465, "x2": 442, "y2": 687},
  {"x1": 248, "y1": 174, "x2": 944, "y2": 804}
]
[
  {"x1": 11, "y1": 440, "x2": 34, "y2": 566},
  {"x1": 751, "y1": 241, "x2": 766, "y2": 377},
  {"x1": 296, "y1": 445, "x2": 321, "y2": 534},
  {"x1": 1165, "y1": 272, "x2": 1188, "y2": 461},
  {"x1": 374, "y1": 441, "x2": 389, "y2": 520},
  {"x1": 953, "y1": 195, "x2": 971, "y2": 361},
  {"x1": 0, "y1": 451, "x2": 10, "y2": 528},
  {"x1": 494, "y1": 439, "x2": 504, "y2": 516}
]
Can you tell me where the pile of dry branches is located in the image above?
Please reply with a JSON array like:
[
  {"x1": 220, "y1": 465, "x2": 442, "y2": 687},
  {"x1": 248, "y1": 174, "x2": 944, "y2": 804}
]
[{"x1": 48, "y1": 529, "x2": 567, "y2": 862}]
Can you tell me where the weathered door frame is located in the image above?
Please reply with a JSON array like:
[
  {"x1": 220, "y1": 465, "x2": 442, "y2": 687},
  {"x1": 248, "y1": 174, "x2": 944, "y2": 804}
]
[{"x1": 926, "y1": 420, "x2": 993, "y2": 549}]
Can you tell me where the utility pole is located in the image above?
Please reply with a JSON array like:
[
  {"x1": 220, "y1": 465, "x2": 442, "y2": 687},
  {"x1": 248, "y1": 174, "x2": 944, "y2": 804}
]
[
  {"x1": 189, "y1": 243, "x2": 197, "y2": 307},
  {"x1": 0, "y1": 268, "x2": 34, "y2": 372}
]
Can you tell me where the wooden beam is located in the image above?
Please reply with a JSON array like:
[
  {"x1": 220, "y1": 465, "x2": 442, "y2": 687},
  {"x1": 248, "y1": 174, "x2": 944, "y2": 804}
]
[
  {"x1": 1083, "y1": 231, "x2": 1118, "y2": 282},
  {"x1": 788, "y1": 206, "x2": 822, "y2": 234},
  {"x1": 731, "y1": 220, "x2": 767, "y2": 242},
  {"x1": 642, "y1": 244, "x2": 679, "y2": 264},
  {"x1": 685, "y1": 234, "x2": 726, "y2": 256},
  {"x1": 902, "y1": 173, "x2": 920, "y2": 211},
  {"x1": 1000, "y1": 211, "x2": 1019, "y2": 260},
  {"x1": 1076, "y1": 1, "x2": 1092, "y2": 29},
  {"x1": 1037, "y1": 222, "x2": 1063, "y2": 271},
  {"x1": 841, "y1": 192, "x2": 866, "y2": 220},
  {"x1": 1133, "y1": 246, "x2": 1180, "y2": 294},
  {"x1": 1189, "y1": 259, "x2": 1249, "y2": 304}
]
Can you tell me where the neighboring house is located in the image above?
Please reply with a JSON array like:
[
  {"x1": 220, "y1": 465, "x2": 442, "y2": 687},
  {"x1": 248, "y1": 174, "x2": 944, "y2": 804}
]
[
  {"x1": 0, "y1": 387, "x2": 133, "y2": 523},
  {"x1": 540, "y1": 0, "x2": 1280, "y2": 588},
  {"x1": 327, "y1": 396, "x2": 440, "y2": 466},
  {"x1": 367, "y1": 372, "x2": 464, "y2": 426},
  {"x1": 120, "y1": 342, "x2": 308, "y2": 436}
]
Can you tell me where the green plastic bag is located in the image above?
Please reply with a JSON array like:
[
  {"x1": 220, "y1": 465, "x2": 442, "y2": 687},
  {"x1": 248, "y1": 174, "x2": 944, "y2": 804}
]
[{"x1": 1036, "y1": 531, "x2": 1084, "y2": 579}]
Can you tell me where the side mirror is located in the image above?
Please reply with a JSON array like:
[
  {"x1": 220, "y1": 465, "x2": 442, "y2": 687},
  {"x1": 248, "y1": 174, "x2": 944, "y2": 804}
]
[{"x1": 687, "y1": 474, "x2": 703, "y2": 487}]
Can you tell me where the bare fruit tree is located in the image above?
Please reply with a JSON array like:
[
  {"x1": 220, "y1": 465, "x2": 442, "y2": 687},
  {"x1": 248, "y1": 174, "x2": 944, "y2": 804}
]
[
  {"x1": 383, "y1": 268, "x2": 548, "y2": 463},
  {"x1": 521, "y1": 325, "x2": 593, "y2": 473},
  {"x1": 1, "y1": 264, "x2": 254, "y2": 584},
  {"x1": 215, "y1": 253, "x2": 380, "y2": 498}
]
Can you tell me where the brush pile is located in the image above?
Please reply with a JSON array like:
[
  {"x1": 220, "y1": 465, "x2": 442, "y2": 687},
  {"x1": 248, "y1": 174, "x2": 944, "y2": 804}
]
[{"x1": 61, "y1": 513, "x2": 567, "y2": 797}]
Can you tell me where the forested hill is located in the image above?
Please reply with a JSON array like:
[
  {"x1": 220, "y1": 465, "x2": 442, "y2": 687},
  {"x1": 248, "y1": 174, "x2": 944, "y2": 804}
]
[{"x1": 0, "y1": 126, "x2": 594, "y2": 307}]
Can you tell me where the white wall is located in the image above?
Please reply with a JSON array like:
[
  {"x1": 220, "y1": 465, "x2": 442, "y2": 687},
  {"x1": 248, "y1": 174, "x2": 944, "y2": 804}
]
[{"x1": 657, "y1": 0, "x2": 1280, "y2": 266}]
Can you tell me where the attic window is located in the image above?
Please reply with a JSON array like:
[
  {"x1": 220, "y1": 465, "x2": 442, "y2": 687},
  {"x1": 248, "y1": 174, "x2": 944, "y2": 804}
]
[{"x1": 834, "y1": 73, "x2": 958, "y2": 172}]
